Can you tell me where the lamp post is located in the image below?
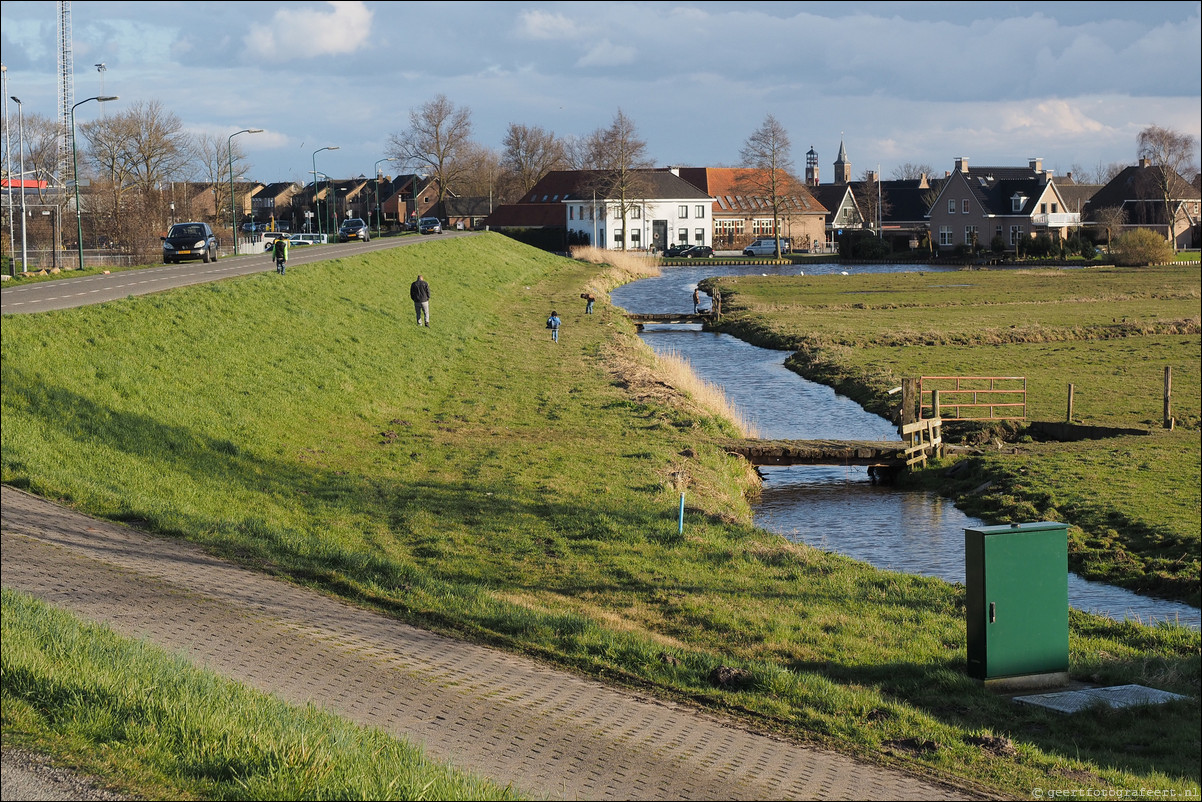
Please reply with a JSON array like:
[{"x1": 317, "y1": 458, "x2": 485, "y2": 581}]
[
  {"x1": 72, "y1": 94, "x2": 118, "y2": 271},
  {"x1": 10, "y1": 95, "x2": 27, "y2": 273},
  {"x1": 373, "y1": 156, "x2": 397, "y2": 238},
  {"x1": 311, "y1": 146, "x2": 338, "y2": 236},
  {"x1": 228, "y1": 128, "x2": 263, "y2": 254},
  {"x1": 3, "y1": 64, "x2": 15, "y2": 276}
]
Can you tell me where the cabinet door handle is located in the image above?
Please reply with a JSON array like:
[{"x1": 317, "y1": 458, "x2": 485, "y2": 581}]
[{"x1": 989, "y1": 602, "x2": 996, "y2": 623}]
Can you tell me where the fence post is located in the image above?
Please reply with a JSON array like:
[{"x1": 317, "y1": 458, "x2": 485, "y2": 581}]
[
  {"x1": 900, "y1": 378, "x2": 919, "y2": 427},
  {"x1": 1066, "y1": 383, "x2": 1074, "y2": 422},
  {"x1": 1164, "y1": 367, "x2": 1173, "y2": 430}
]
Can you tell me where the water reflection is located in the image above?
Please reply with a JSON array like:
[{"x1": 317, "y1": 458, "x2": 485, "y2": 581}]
[{"x1": 613, "y1": 264, "x2": 1200, "y2": 629}]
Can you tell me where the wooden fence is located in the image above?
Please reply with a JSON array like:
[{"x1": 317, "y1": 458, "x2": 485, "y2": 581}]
[{"x1": 918, "y1": 376, "x2": 1026, "y2": 421}]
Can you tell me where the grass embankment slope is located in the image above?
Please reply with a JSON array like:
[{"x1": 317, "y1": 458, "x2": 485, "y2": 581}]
[
  {"x1": 2, "y1": 236, "x2": 1198, "y2": 798},
  {"x1": 703, "y1": 265, "x2": 1201, "y2": 607}
]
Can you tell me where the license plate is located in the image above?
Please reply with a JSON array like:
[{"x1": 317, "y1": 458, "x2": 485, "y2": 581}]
[{"x1": 179, "y1": 250, "x2": 193, "y2": 254}]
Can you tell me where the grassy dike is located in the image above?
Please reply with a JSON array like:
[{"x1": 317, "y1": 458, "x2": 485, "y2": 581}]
[
  {"x1": 702, "y1": 264, "x2": 1201, "y2": 607},
  {"x1": 2, "y1": 235, "x2": 1198, "y2": 798}
]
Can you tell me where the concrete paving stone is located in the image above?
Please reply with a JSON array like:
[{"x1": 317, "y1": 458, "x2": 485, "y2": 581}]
[{"x1": 1, "y1": 485, "x2": 982, "y2": 801}]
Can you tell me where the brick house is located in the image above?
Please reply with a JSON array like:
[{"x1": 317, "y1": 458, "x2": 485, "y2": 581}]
[{"x1": 674, "y1": 167, "x2": 828, "y2": 251}]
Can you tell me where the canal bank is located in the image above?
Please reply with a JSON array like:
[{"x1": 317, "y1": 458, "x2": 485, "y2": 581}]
[{"x1": 610, "y1": 260, "x2": 1200, "y2": 628}]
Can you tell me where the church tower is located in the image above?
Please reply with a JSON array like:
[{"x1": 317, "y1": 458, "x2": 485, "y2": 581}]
[
  {"x1": 833, "y1": 139, "x2": 851, "y2": 185},
  {"x1": 805, "y1": 145, "x2": 819, "y2": 186}
]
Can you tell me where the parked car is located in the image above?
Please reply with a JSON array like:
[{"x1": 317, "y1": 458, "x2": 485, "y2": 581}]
[
  {"x1": 338, "y1": 218, "x2": 370, "y2": 242},
  {"x1": 664, "y1": 244, "x2": 692, "y2": 257},
  {"x1": 742, "y1": 238, "x2": 790, "y2": 257},
  {"x1": 162, "y1": 221, "x2": 218, "y2": 264},
  {"x1": 290, "y1": 233, "x2": 327, "y2": 246},
  {"x1": 419, "y1": 217, "x2": 442, "y2": 235},
  {"x1": 682, "y1": 245, "x2": 714, "y2": 258},
  {"x1": 261, "y1": 232, "x2": 291, "y2": 251}
]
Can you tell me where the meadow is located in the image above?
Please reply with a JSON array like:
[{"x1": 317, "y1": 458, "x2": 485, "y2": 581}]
[
  {"x1": 1, "y1": 236, "x2": 1198, "y2": 798},
  {"x1": 702, "y1": 264, "x2": 1201, "y2": 605}
]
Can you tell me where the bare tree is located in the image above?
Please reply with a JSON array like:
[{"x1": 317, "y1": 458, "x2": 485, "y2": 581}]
[
  {"x1": 194, "y1": 133, "x2": 256, "y2": 235},
  {"x1": 1136, "y1": 124, "x2": 1200, "y2": 251},
  {"x1": 501, "y1": 123, "x2": 567, "y2": 197},
  {"x1": 388, "y1": 94, "x2": 473, "y2": 204},
  {"x1": 451, "y1": 141, "x2": 506, "y2": 206},
  {"x1": 737, "y1": 114, "x2": 795, "y2": 258},
  {"x1": 1066, "y1": 161, "x2": 1125, "y2": 185},
  {"x1": 1092, "y1": 206, "x2": 1127, "y2": 252},
  {"x1": 581, "y1": 109, "x2": 652, "y2": 251},
  {"x1": 890, "y1": 162, "x2": 934, "y2": 181},
  {"x1": 81, "y1": 100, "x2": 193, "y2": 256},
  {"x1": 853, "y1": 169, "x2": 890, "y2": 238}
]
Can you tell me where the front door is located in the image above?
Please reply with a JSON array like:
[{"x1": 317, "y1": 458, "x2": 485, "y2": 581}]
[{"x1": 652, "y1": 220, "x2": 667, "y2": 253}]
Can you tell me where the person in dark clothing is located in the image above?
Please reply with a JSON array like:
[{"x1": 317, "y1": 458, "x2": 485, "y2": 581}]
[
  {"x1": 582, "y1": 292, "x2": 596, "y2": 314},
  {"x1": 410, "y1": 274, "x2": 430, "y2": 327}
]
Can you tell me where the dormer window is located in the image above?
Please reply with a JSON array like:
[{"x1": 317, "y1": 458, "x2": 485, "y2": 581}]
[{"x1": 1011, "y1": 194, "x2": 1027, "y2": 212}]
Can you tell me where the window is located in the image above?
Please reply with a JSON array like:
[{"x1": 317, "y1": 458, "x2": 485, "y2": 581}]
[
  {"x1": 964, "y1": 225, "x2": 978, "y2": 246},
  {"x1": 695, "y1": 228, "x2": 705, "y2": 243},
  {"x1": 569, "y1": 207, "x2": 574, "y2": 221},
  {"x1": 962, "y1": 199, "x2": 970, "y2": 214},
  {"x1": 614, "y1": 230, "x2": 624, "y2": 245},
  {"x1": 631, "y1": 229, "x2": 641, "y2": 245},
  {"x1": 695, "y1": 205, "x2": 706, "y2": 218},
  {"x1": 939, "y1": 226, "x2": 953, "y2": 246},
  {"x1": 1051, "y1": 203, "x2": 1058, "y2": 213},
  {"x1": 1009, "y1": 225, "x2": 1024, "y2": 245},
  {"x1": 948, "y1": 199, "x2": 956, "y2": 214},
  {"x1": 630, "y1": 206, "x2": 641, "y2": 219},
  {"x1": 1040, "y1": 203, "x2": 1047, "y2": 214},
  {"x1": 679, "y1": 205, "x2": 689, "y2": 218},
  {"x1": 1011, "y1": 194, "x2": 1025, "y2": 212},
  {"x1": 752, "y1": 219, "x2": 775, "y2": 236}
]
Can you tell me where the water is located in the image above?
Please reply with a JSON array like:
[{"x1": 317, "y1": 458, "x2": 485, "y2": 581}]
[{"x1": 611, "y1": 261, "x2": 1200, "y2": 630}]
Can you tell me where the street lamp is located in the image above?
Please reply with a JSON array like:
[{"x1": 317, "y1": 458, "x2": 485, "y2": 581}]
[
  {"x1": 10, "y1": 95, "x2": 26, "y2": 273},
  {"x1": 3, "y1": 65, "x2": 15, "y2": 277},
  {"x1": 72, "y1": 94, "x2": 118, "y2": 271},
  {"x1": 308, "y1": 170, "x2": 327, "y2": 233},
  {"x1": 373, "y1": 157, "x2": 397, "y2": 238},
  {"x1": 311, "y1": 146, "x2": 338, "y2": 235},
  {"x1": 228, "y1": 128, "x2": 263, "y2": 254}
]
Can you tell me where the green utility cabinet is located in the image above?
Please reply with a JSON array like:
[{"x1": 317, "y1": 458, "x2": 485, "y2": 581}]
[{"x1": 965, "y1": 522, "x2": 1069, "y2": 682}]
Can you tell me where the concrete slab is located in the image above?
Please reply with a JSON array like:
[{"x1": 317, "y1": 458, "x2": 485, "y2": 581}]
[{"x1": 1013, "y1": 684, "x2": 1189, "y2": 714}]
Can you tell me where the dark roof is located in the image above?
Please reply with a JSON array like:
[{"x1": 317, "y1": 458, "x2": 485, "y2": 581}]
[
  {"x1": 444, "y1": 196, "x2": 495, "y2": 217},
  {"x1": 521, "y1": 169, "x2": 711, "y2": 203},
  {"x1": 1087, "y1": 163, "x2": 1200, "y2": 213},
  {"x1": 482, "y1": 203, "x2": 565, "y2": 228}
]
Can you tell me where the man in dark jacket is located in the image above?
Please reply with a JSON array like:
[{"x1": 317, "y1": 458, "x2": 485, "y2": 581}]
[{"x1": 410, "y1": 274, "x2": 430, "y2": 327}]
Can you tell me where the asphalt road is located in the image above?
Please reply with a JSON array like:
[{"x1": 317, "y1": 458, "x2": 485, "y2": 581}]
[{"x1": 0, "y1": 231, "x2": 475, "y2": 315}]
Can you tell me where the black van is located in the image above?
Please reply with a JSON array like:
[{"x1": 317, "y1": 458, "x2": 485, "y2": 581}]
[{"x1": 162, "y1": 222, "x2": 219, "y2": 264}]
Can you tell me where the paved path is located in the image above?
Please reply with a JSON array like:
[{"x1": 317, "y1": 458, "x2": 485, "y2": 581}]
[{"x1": 1, "y1": 485, "x2": 980, "y2": 801}]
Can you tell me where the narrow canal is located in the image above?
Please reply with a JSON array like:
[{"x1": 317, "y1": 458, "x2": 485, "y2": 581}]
[{"x1": 610, "y1": 260, "x2": 1200, "y2": 630}]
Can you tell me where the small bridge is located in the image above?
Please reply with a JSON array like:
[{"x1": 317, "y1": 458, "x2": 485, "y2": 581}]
[
  {"x1": 628, "y1": 312, "x2": 717, "y2": 329},
  {"x1": 725, "y1": 418, "x2": 945, "y2": 479}
]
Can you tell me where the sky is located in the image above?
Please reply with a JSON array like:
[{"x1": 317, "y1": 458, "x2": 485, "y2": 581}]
[{"x1": 2, "y1": 1, "x2": 1199, "y2": 188}]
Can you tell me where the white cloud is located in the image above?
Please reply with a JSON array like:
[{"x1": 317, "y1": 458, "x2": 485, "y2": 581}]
[
  {"x1": 575, "y1": 40, "x2": 637, "y2": 68},
  {"x1": 252, "y1": 1, "x2": 373, "y2": 60},
  {"x1": 516, "y1": 10, "x2": 581, "y2": 40}
]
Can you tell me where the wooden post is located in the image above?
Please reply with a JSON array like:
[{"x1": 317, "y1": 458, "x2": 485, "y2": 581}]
[
  {"x1": 900, "y1": 378, "x2": 918, "y2": 427},
  {"x1": 931, "y1": 389, "x2": 941, "y2": 420},
  {"x1": 1164, "y1": 366, "x2": 1174, "y2": 430},
  {"x1": 1066, "y1": 383, "x2": 1074, "y2": 422}
]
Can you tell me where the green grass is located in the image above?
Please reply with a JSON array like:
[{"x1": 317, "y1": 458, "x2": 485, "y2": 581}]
[
  {"x1": 704, "y1": 264, "x2": 1201, "y2": 604},
  {"x1": 2, "y1": 235, "x2": 1199, "y2": 798},
  {"x1": 1, "y1": 588, "x2": 524, "y2": 801}
]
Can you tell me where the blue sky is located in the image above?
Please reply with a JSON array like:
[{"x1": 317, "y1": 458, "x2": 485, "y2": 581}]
[{"x1": 2, "y1": 1, "x2": 1199, "y2": 185}]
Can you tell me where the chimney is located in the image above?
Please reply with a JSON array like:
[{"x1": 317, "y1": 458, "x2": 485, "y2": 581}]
[
  {"x1": 1029, "y1": 157, "x2": 1043, "y2": 172},
  {"x1": 1139, "y1": 157, "x2": 1151, "y2": 168},
  {"x1": 955, "y1": 157, "x2": 969, "y2": 173},
  {"x1": 918, "y1": 172, "x2": 929, "y2": 189}
]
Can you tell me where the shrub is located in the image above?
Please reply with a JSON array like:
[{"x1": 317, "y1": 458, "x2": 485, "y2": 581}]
[{"x1": 1111, "y1": 228, "x2": 1175, "y2": 266}]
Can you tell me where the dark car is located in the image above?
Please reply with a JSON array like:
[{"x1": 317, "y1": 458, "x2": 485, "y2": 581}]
[
  {"x1": 682, "y1": 245, "x2": 714, "y2": 258},
  {"x1": 665, "y1": 244, "x2": 694, "y2": 257},
  {"x1": 162, "y1": 221, "x2": 218, "y2": 264},
  {"x1": 419, "y1": 217, "x2": 442, "y2": 235},
  {"x1": 338, "y1": 218, "x2": 370, "y2": 242}
]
